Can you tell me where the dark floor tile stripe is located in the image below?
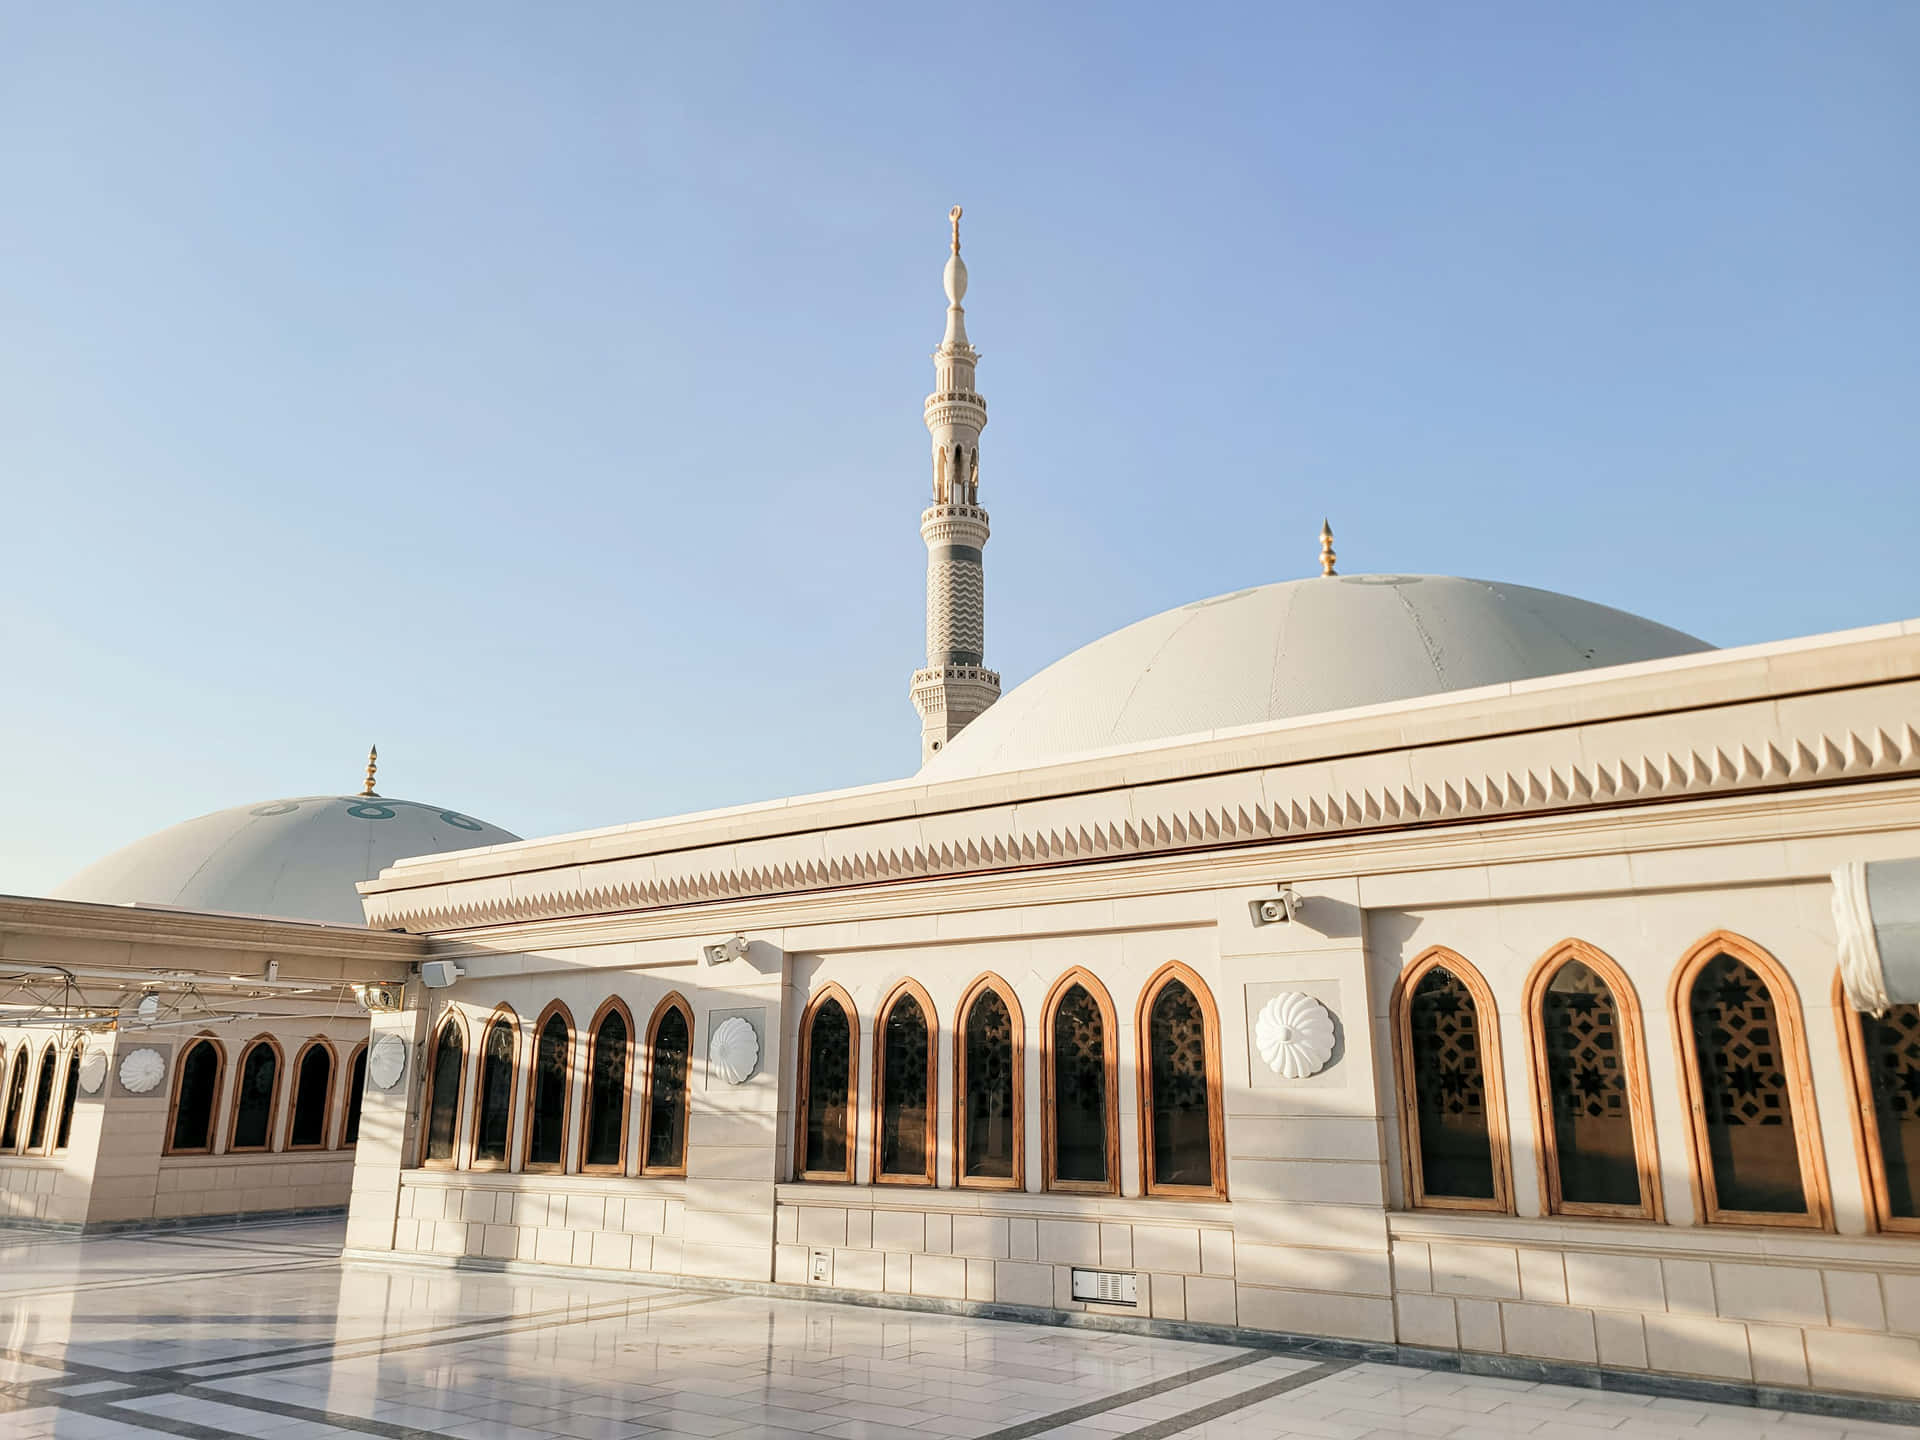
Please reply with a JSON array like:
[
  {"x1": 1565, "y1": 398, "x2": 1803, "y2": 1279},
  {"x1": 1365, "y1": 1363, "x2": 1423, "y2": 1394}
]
[
  {"x1": 1106, "y1": 1359, "x2": 1351, "y2": 1439},
  {"x1": 974, "y1": 1349, "x2": 1272, "y2": 1440}
]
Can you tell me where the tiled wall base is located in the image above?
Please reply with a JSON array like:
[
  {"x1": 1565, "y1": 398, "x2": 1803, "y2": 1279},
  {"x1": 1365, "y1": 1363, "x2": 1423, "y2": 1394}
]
[
  {"x1": 1, "y1": 1203, "x2": 348, "y2": 1235},
  {"x1": 343, "y1": 1244, "x2": 1920, "y2": 1429}
]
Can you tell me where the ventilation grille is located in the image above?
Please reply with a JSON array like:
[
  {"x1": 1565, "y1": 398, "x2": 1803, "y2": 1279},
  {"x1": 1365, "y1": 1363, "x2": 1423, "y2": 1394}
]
[{"x1": 1069, "y1": 1268, "x2": 1139, "y2": 1305}]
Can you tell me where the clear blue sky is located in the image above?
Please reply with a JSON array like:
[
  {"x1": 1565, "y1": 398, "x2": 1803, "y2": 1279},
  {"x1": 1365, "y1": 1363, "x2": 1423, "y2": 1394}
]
[{"x1": 3, "y1": 3, "x2": 1915, "y2": 897}]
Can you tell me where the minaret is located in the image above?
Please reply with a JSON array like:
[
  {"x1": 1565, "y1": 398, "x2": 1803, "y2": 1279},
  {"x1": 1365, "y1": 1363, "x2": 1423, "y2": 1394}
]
[{"x1": 911, "y1": 206, "x2": 1000, "y2": 764}]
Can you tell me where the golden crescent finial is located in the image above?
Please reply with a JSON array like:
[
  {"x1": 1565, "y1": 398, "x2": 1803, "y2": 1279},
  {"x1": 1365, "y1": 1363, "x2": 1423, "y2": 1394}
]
[
  {"x1": 1319, "y1": 519, "x2": 1337, "y2": 577},
  {"x1": 949, "y1": 205, "x2": 962, "y2": 255},
  {"x1": 361, "y1": 745, "x2": 378, "y2": 797}
]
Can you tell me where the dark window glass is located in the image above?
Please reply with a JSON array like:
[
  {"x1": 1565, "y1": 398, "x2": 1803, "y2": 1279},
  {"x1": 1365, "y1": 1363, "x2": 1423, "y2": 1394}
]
[
  {"x1": 1542, "y1": 961, "x2": 1641, "y2": 1209},
  {"x1": 473, "y1": 1020, "x2": 516, "y2": 1164},
  {"x1": 525, "y1": 1015, "x2": 570, "y2": 1168},
  {"x1": 1051, "y1": 985, "x2": 1109, "y2": 1185},
  {"x1": 342, "y1": 1047, "x2": 367, "y2": 1146},
  {"x1": 288, "y1": 1045, "x2": 332, "y2": 1148},
  {"x1": 1690, "y1": 954, "x2": 1807, "y2": 1214},
  {"x1": 170, "y1": 1041, "x2": 220, "y2": 1152},
  {"x1": 802, "y1": 1000, "x2": 851, "y2": 1176},
  {"x1": 55, "y1": 1044, "x2": 83, "y2": 1151},
  {"x1": 962, "y1": 990, "x2": 1016, "y2": 1180},
  {"x1": 878, "y1": 994, "x2": 930, "y2": 1178},
  {"x1": 1862, "y1": 1003, "x2": 1920, "y2": 1220},
  {"x1": 25, "y1": 1046, "x2": 57, "y2": 1150},
  {"x1": 1409, "y1": 967, "x2": 1496, "y2": 1200},
  {"x1": 1, "y1": 1049, "x2": 27, "y2": 1149},
  {"x1": 584, "y1": 1011, "x2": 628, "y2": 1169},
  {"x1": 231, "y1": 1043, "x2": 278, "y2": 1150},
  {"x1": 644, "y1": 1007, "x2": 689, "y2": 1171},
  {"x1": 424, "y1": 1022, "x2": 464, "y2": 1162},
  {"x1": 1148, "y1": 981, "x2": 1215, "y2": 1189}
]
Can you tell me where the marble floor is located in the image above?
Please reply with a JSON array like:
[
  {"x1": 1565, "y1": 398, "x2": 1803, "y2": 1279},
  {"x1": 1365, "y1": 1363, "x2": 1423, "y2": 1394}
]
[{"x1": 0, "y1": 1219, "x2": 1914, "y2": 1440}]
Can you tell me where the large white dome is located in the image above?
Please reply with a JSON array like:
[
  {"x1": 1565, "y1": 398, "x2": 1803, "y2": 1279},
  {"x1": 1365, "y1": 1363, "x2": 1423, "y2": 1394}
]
[
  {"x1": 921, "y1": 574, "x2": 1710, "y2": 780},
  {"x1": 52, "y1": 794, "x2": 520, "y2": 926}
]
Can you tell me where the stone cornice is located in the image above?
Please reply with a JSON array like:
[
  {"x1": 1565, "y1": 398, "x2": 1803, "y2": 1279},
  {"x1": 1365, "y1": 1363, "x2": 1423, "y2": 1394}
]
[
  {"x1": 361, "y1": 629, "x2": 1920, "y2": 935},
  {"x1": 0, "y1": 893, "x2": 425, "y2": 967},
  {"x1": 418, "y1": 779, "x2": 1920, "y2": 960}
]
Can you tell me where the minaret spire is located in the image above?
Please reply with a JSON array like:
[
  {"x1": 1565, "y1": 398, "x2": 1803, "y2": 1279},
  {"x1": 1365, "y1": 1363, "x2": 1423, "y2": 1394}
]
[{"x1": 911, "y1": 205, "x2": 1000, "y2": 764}]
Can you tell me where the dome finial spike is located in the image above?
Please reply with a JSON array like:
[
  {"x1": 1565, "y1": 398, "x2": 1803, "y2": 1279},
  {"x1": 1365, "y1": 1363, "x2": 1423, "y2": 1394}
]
[
  {"x1": 1319, "y1": 519, "x2": 1337, "y2": 577},
  {"x1": 949, "y1": 204, "x2": 962, "y2": 256},
  {"x1": 361, "y1": 745, "x2": 378, "y2": 798}
]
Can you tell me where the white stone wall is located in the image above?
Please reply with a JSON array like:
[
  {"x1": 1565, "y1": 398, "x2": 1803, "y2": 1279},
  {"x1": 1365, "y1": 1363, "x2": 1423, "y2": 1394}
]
[
  {"x1": 1389, "y1": 1216, "x2": 1920, "y2": 1398},
  {"x1": 361, "y1": 944, "x2": 781, "y2": 1281},
  {"x1": 0, "y1": 1014, "x2": 370, "y2": 1227},
  {"x1": 774, "y1": 1189, "x2": 1236, "y2": 1320}
]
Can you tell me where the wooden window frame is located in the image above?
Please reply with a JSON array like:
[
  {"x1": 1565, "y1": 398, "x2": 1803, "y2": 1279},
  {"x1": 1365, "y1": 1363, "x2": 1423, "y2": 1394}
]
[
  {"x1": 870, "y1": 979, "x2": 938, "y2": 1187},
  {"x1": 793, "y1": 984, "x2": 859, "y2": 1184},
  {"x1": 53, "y1": 1039, "x2": 84, "y2": 1153},
  {"x1": 1, "y1": 1043, "x2": 28, "y2": 1152},
  {"x1": 1041, "y1": 968, "x2": 1121, "y2": 1196},
  {"x1": 467, "y1": 1005, "x2": 522, "y2": 1172},
  {"x1": 340, "y1": 1040, "x2": 368, "y2": 1150},
  {"x1": 519, "y1": 1001, "x2": 576, "y2": 1174},
  {"x1": 638, "y1": 992, "x2": 694, "y2": 1178},
  {"x1": 1392, "y1": 947, "x2": 1515, "y2": 1214},
  {"x1": 1833, "y1": 971, "x2": 1920, "y2": 1236},
  {"x1": 579, "y1": 997, "x2": 635, "y2": 1176},
  {"x1": 953, "y1": 972, "x2": 1025, "y2": 1192},
  {"x1": 1669, "y1": 930, "x2": 1832, "y2": 1230},
  {"x1": 226, "y1": 1036, "x2": 285, "y2": 1155},
  {"x1": 1521, "y1": 940, "x2": 1663, "y2": 1222},
  {"x1": 284, "y1": 1038, "x2": 337, "y2": 1152},
  {"x1": 164, "y1": 1036, "x2": 226, "y2": 1157},
  {"x1": 1136, "y1": 961, "x2": 1228, "y2": 1200},
  {"x1": 418, "y1": 1011, "x2": 470, "y2": 1170},
  {"x1": 25, "y1": 1042, "x2": 58, "y2": 1155}
]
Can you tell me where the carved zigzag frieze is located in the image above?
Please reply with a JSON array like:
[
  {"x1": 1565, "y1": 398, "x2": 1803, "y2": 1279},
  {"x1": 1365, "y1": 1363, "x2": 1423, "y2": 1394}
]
[{"x1": 363, "y1": 723, "x2": 1920, "y2": 932}]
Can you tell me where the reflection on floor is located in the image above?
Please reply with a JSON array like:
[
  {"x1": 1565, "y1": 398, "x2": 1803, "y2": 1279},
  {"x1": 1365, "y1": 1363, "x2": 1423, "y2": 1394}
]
[{"x1": 0, "y1": 1218, "x2": 1914, "y2": 1440}]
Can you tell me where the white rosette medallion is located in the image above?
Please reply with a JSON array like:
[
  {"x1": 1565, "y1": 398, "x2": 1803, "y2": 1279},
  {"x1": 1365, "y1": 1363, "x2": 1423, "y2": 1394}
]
[
  {"x1": 368, "y1": 1033, "x2": 409, "y2": 1090},
  {"x1": 118, "y1": 1047, "x2": 167, "y2": 1095},
  {"x1": 1254, "y1": 992, "x2": 1337, "y2": 1079},
  {"x1": 708, "y1": 1016, "x2": 759, "y2": 1085},
  {"x1": 78, "y1": 1052, "x2": 109, "y2": 1095}
]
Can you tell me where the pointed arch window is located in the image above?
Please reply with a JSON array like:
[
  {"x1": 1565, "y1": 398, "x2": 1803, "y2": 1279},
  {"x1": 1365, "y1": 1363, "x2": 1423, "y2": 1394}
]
[
  {"x1": 1671, "y1": 933, "x2": 1830, "y2": 1227},
  {"x1": 1138, "y1": 964, "x2": 1226, "y2": 1198},
  {"x1": 228, "y1": 1038, "x2": 281, "y2": 1152},
  {"x1": 420, "y1": 1016, "x2": 467, "y2": 1166},
  {"x1": 582, "y1": 1000, "x2": 633, "y2": 1174},
  {"x1": 795, "y1": 986, "x2": 857, "y2": 1182},
  {"x1": 471, "y1": 1010, "x2": 519, "y2": 1168},
  {"x1": 1837, "y1": 980, "x2": 1920, "y2": 1234},
  {"x1": 54, "y1": 1041, "x2": 83, "y2": 1152},
  {"x1": 641, "y1": 994, "x2": 692, "y2": 1175},
  {"x1": 955, "y1": 974, "x2": 1023, "y2": 1190},
  {"x1": 25, "y1": 1043, "x2": 58, "y2": 1152},
  {"x1": 1043, "y1": 971, "x2": 1119, "y2": 1194},
  {"x1": 287, "y1": 1041, "x2": 334, "y2": 1150},
  {"x1": 1, "y1": 1046, "x2": 28, "y2": 1151},
  {"x1": 167, "y1": 1038, "x2": 224, "y2": 1155},
  {"x1": 522, "y1": 1004, "x2": 574, "y2": 1172},
  {"x1": 1394, "y1": 950, "x2": 1513, "y2": 1212},
  {"x1": 1523, "y1": 943, "x2": 1661, "y2": 1220},
  {"x1": 341, "y1": 1042, "x2": 367, "y2": 1148},
  {"x1": 873, "y1": 982, "x2": 936, "y2": 1186}
]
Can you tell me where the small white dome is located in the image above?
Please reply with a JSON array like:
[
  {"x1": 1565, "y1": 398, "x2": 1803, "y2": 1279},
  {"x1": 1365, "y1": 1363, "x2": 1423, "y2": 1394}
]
[
  {"x1": 52, "y1": 795, "x2": 520, "y2": 926},
  {"x1": 921, "y1": 574, "x2": 1710, "y2": 780}
]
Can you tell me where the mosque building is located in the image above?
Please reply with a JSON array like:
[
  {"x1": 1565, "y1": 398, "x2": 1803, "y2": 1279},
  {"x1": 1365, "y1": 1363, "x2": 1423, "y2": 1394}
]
[{"x1": 4, "y1": 210, "x2": 1920, "y2": 1410}]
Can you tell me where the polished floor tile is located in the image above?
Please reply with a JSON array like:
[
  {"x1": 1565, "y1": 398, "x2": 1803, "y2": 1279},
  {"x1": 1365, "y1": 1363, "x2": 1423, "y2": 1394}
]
[{"x1": 0, "y1": 1219, "x2": 1913, "y2": 1440}]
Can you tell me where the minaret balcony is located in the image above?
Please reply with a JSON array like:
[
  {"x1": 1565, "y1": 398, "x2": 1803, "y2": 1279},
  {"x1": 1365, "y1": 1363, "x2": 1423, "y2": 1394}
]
[{"x1": 923, "y1": 394, "x2": 988, "y2": 429}]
